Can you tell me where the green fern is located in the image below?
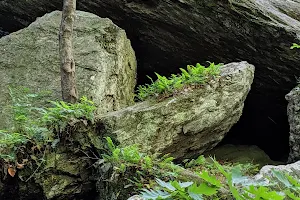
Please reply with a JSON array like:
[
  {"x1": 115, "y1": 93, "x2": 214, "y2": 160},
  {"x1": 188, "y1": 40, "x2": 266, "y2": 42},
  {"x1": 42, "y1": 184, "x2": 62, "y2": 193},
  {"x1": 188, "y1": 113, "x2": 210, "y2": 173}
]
[
  {"x1": 137, "y1": 62, "x2": 222, "y2": 101},
  {"x1": 290, "y1": 43, "x2": 300, "y2": 49},
  {"x1": 0, "y1": 87, "x2": 96, "y2": 163}
]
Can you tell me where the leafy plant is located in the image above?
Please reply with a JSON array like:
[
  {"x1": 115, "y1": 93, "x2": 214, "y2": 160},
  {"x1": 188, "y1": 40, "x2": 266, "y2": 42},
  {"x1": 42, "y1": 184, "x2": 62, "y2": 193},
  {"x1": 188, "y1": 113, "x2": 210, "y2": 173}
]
[
  {"x1": 291, "y1": 43, "x2": 300, "y2": 86},
  {"x1": 102, "y1": 137, "x2": 300, "y2": 200},
  {"x1": 0, "y1": 87, "x2": 96, "y2": 170},
  {"x1": 290, "y1": 43, "x2": 300, "y2": 49},
  {"x1": 141, "y1": 177, "x2": 222, "y2": 200},
  {"x1": 0, "y1": 130, "x2": 28, "y2": 161},
  {"x1": 138, "y1": 155, "x2": 300, "y2": 199},
  {"x1": 102, "y1": 137, "x2": 178, "y2": 179},
  {"x1": 137, "y1": 62, "x2": 222, "y2": 101},
  {"x1": 42, "y1": 96, "x2": 96, "y2": 132}
]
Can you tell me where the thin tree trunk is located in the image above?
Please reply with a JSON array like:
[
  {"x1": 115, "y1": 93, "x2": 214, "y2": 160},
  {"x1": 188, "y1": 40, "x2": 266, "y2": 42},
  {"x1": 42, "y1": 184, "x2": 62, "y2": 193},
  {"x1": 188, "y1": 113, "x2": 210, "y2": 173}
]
[{"x1": 59, "y1": 0, "x2": 78, "y2": 103}]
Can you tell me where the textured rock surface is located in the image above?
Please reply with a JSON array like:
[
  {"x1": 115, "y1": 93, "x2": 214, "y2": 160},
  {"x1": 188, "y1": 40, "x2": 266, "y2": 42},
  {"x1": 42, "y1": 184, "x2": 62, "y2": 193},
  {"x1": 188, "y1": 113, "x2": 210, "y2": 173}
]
[
  {"x1": 0, "y1": 121, "x2": 102, "y2": 200},
  {"x1": 254, "y1": 161, "x2": 300, "y2": 181},
  {"x1": 0, "y1": 11, "x2": 136, "y2": 129},
  {"x1": 204, "y1": 144, "x2": 281, "y2": 167},
  {"x1": 99, "y1": 61, "x2": 254, "y2": 160},
  {"x1": 0, "y1": 0, "x2": 299, "y2": 159},
  {"x1": 286, "y1": 85, "x2": 300, "y2": 162}
]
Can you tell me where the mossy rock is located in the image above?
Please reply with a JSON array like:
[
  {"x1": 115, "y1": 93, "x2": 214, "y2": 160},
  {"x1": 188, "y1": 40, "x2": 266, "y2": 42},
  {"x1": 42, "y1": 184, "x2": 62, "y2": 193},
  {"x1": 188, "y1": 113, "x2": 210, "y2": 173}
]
[{"x1": 0, "y1": 10, "x2": 137, "y2": 129}]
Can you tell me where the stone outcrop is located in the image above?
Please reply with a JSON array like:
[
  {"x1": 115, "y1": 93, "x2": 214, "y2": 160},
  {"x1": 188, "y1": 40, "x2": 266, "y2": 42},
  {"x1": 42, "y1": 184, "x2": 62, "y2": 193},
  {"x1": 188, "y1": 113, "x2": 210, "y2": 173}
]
[
  {"x1": 286, "y1": 85, "x2": 300, "y2": 162},
  {"x1": 254, "y1": 160, "x2": 300, "y2": 182},
  {"x1": 0, "y1": 0, "x2": 299, "y2": 159},
  {"x1": 203, "y1": 144, "x2": 282, "y2": 167},
  {"x1": 99, "y1": 61, "x2": 254, "y2": 160},
  {"x1": 0, "y1": 11, "x2": 136, "y2": 129}
]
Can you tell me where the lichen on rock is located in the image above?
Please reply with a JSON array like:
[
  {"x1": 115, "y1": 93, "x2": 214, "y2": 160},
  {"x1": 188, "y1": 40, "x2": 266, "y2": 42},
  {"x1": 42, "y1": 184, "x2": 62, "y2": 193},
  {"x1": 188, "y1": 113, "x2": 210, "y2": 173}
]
[
  {"x1": 0, "y1": 10, "x2": 137, "y2": 129},
  {"x1": 99, "y1": 61, "x2": 255, "y2": 160}
]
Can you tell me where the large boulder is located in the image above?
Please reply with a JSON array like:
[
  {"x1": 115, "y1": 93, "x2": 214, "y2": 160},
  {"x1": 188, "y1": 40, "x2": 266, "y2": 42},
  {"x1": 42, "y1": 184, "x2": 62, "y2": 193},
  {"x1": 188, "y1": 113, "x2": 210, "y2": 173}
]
[
  {"x1": 286, "y1": 85, "x2": 300, "y2": 162},
  {"x1": 0, "y1": 0, "x2": 299, "y2": 160},
  {"x1": 99, "y1": 61, "x2": 254, "y2": 160},
  {"x1": 0, "y1": 11, "x2": 136, "y2": 129}
]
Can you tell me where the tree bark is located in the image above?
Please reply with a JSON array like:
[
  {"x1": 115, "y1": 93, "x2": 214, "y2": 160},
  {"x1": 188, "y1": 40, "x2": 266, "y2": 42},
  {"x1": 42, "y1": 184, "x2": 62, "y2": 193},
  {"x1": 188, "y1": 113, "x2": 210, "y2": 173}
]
[{"x1": 59, "y1": 0, "x2": 78, "y2": 103}]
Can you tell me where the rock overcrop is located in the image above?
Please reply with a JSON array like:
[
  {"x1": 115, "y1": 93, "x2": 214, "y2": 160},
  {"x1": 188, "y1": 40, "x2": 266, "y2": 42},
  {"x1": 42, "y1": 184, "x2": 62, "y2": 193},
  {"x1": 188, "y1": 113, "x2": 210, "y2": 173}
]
[
  {"x1": 286, "y1": 85, "x2": 300, "y2": 162},
  {"x1": 99, "y1": 61, "x2": 255, "y2": 160}
]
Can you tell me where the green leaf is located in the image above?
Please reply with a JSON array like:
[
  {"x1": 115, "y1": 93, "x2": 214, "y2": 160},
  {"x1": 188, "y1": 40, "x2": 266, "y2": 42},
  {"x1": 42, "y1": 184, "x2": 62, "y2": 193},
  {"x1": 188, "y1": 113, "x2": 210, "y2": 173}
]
[
  {"x1": 197, "y1": 171, "x2": 222, "y2": 187},
  {"x1": 188, "y1": 183, "x2": 218, "y2": 196},
  {"x1": 180, "y1": 68, "x2": 190, "y2": 80},
  {"x1": 179, "y1": 181, "x2": 194, "y2": 188},
  {"x1": 291, "y1": 43, "x2": 300, "y2": 49},
  {"x1": 195, "y1": 155, "x2": 206, "y2": 165},
  {"x1": 141, "y1": 189, "x2": 171, "y2": 199},
  {"x1": 170, "y1": 180, "x2": 185, "y2": 192},
  {"x1": 112, "y1": 148, "x2": 121, "y2": 160},
  {"x1": 188, "y1": 192, "x2": 203, "y2": 200},
  {"x1": 105, "y1": 137, "x2": 116, "y2": 152},
  {"x1": 285, "y1": 189, "x2": 300, "y2": 200},
  {"x1": 272, "y1": 169, "x2": 292, "y2": 188},
  {"x1": 246, "y1": 186, "x2": 285, "y2": 200},
  {"x1": 156, "y1": 179, "x2": 176, "y2": 191},
  {"x1": 285, "y1": 173, "x2": 300, "y2": 187}
]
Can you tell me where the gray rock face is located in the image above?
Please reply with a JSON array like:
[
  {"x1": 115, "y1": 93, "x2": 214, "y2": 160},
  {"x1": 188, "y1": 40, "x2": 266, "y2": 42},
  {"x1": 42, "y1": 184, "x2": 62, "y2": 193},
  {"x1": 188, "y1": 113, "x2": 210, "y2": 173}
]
[
  {"x1": 0, "y1": 0, "x2": 299, "y2": 159},
  {"x1": 254, "y1": 161, "x2": 300, "y2": 181},
  {"x1": 286, "y1": 85, "x2": 300, "y2": 162},
  {"x1": 0, "y1": 11, "x2": 136, "y2": 128},
  {"x1": 99, "y1": 61, "x2": 254, "y2": 160}
]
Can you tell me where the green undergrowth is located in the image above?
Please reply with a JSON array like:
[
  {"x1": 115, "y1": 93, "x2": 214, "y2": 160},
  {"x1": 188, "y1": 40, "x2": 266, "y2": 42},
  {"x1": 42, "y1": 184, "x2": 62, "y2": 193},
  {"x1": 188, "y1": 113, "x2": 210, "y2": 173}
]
[
  {"x1": 137, "y1": 62, "x2": 222, "y2": 101},
  {"x1": 102, "y1": 138, "x2": 300, "y2": 200},
  {"x1": 0, "y1": 87, "x2": 96, "y2": 171}
]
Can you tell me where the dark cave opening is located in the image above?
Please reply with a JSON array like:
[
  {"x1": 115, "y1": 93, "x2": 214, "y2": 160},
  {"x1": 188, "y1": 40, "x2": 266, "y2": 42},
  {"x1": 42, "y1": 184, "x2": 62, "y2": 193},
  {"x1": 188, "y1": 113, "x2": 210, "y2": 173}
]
[{"x1": 220, "y1": 92, "x2": 290, "y2": 162}]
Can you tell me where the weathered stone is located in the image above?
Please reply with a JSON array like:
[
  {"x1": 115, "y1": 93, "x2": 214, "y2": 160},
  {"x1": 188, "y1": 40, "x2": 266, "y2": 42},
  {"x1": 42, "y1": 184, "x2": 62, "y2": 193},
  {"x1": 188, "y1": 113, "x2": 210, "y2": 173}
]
[
  {"x1": 286, "y1": 85, "x2": 300, "y2": 162},
  {"x1": 99, "y1": 61, "x2": 254, "y2": 160},
  {"x1": 22, "y1": 121, "x2": 99, "y2": 200},
  {"x1": 0, "y1": 0, "x2": 299, "y2": 160},
  {"x1": 254, "y1": 161, "x2": 300, "y2": 182},
  {"x1": 203, "y1": 144, "x2": 282, "y2": 167},
  {"x1": 0, "y1": 10, "x2": 136, "y2": 129}
]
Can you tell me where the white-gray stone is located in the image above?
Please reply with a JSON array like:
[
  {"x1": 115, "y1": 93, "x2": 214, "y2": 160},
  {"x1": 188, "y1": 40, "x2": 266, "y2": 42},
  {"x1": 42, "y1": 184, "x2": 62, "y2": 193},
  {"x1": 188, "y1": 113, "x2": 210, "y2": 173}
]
[{"x1": 254, "y1": 161, "x2": 300, "y2": 182}]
